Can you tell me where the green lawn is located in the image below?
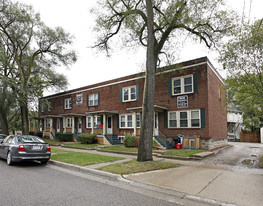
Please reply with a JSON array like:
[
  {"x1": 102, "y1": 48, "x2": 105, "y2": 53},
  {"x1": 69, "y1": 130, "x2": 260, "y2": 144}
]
[
  {"x1": 100, "y1": 145, "x2": 138, "y2": 153},
  {"x1": 51, "y1": 148, "x2": 73, "y2": 154},
  {"x1": 162, "y1": 149, "x2": 204, "y2": 157},
  {"x1": 51, "y1": 152, "x2": 124, "y2": 166},
  {"x1": 63, "y1": 142, "x2": 100, "y2": 149},
  {"x1": 98, "y1": 160, "x2": 178, "y2": 175}
]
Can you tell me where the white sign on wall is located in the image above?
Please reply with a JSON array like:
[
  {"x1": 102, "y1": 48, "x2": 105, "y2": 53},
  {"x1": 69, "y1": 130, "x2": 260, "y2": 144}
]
[{"x1": 177, "y1": 95, "x2": 188, "y2": 108}]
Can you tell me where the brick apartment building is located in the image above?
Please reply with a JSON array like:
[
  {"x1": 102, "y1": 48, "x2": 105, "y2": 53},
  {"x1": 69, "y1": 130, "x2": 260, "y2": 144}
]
[{"x1": 32, "y1": 57, "x2": 227, "y2": 150}]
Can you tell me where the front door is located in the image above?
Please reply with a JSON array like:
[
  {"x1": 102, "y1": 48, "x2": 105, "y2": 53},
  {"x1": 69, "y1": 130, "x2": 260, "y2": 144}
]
[
  {"x1": 78, "y1": 117, "x2": 82, "y2": 133},
  {"x1": 107, "y1": 116, "x2": 113, "y2": 134},
  {"x1": 154, "y1": 112, "x2": 159, "y2": 136},
  {"x1": 57, "y1": 119, "x2": 60, "y2": 133}
]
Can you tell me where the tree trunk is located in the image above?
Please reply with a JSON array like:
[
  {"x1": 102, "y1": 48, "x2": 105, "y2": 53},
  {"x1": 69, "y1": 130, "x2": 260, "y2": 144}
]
[
  {"x1": 137, "y1": 0, "x2": 156, "y2": 162},
  {"x1": 0, "y1": 109, "x2": 9, "y2": 135},
  {"x1": 21, "y1": 105, "x2": 29, "y2": 135}
]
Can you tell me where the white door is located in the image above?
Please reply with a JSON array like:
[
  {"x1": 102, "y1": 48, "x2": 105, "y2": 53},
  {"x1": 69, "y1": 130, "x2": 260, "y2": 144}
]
[
  {"x1": 154, "y1": 112, "x2": 159, "y2": 136},
  {"x1": 107, "y1": 116, "x2": 113, "y2": 134},
  {"x1": 57, "y1": 119, "x2": 60, "y2": 133},
  {"x1": 78, "y1": 117, "x2": 82, "y2": 133}
]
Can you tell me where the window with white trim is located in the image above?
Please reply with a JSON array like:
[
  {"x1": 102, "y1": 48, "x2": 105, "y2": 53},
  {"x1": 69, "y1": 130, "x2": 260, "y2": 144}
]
[
  {"x1": 45, "y1": 119, "x2": 51, "y2": 128},
  {"x1": 86, "y1": 116, "x2": 92, "y2": 128},
  {"x1": 122, "y1": 86, "x2": 136, "y2": 102},
  {"x1": 64, "y1": 98, "x2": 72, "y2": 109},
  {"x1": 88, "y1": 93, "x2": 99, "y2": 106},
  {"x1": 66, "y1": 117, "x2": 72, "y2": 128},
  {"x1": 136, "y1": 113, "x2": 142, "y2": 128},
  {"x1": 168, "y1": 110, "x2": 200, "y2": 128},
  {"x1": 172, "y1": 75, "x2": 193, "y2": 95},
  {"x1": 76, "y1": 94, "x2": 83, "y2": 105},
  {"x1": 119, "y1": 114, "x2": 133, "y2": 128},
  {"x1": 94, "y1": 116, "x2": 102, "y2": 128},
  {"x1": 168, "y1": 112, "x2": 177, "y2": 128}
]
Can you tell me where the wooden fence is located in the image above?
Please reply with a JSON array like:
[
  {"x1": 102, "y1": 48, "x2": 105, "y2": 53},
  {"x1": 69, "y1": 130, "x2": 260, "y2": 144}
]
[{"x1": 240, "y1": 133, "x2": 260, "y2": 143}]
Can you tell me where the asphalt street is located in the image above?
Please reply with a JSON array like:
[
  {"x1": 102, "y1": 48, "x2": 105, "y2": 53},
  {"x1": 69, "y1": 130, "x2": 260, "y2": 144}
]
[{"x1": 0, "y1": 159, "x2": 178, "y2": 206}]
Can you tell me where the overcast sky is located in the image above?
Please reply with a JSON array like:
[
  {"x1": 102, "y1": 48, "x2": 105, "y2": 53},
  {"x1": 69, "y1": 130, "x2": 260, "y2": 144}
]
[{"x1": 18, "y1": 0, "x2": 263, "y2": 95}]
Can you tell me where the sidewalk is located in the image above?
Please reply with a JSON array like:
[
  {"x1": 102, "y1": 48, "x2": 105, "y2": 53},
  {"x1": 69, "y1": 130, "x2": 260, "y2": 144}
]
[{"x1": 49, "y1": 146, "x2": 263, "y2": 206}]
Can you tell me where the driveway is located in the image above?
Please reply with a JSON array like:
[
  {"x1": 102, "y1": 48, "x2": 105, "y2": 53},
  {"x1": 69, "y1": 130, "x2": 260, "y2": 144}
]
[
  {"x1": 203, "y1": 142, "x2": 263, "y2": 169},
  {"x1": 125, "y1": 143, "x2": 263, "y2": 206}
]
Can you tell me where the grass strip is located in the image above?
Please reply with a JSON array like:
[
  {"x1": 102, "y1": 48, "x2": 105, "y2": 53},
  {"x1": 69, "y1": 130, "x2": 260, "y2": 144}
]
[
  {"x1": 63, "y1": 142, "x2": 100, "y2": 149},
  {"x1": 98, "y1": 159, "x2": 178, "y2": 175},
  {"x1": 44, "y1": 139, "x2": 63, "y2": 145},
  {"x1": 162, "y1": 149, "x2": 204, "y2": 157},
  {"x1": 100, "y1": 145, "x2": 138, "y2": 153},
  {"x1": 51, "y1": 152, "x2": 123, "y2": 166},
  {"x1": 51, "y1": 148, "x2": 73, "y2": 154}
]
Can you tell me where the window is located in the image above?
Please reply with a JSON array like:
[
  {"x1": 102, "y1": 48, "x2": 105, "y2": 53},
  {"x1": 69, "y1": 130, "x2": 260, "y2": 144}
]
[
  {"x1": 76, "y1": 94, "x2": 83, "y2": 105},
  {"x1": 66, "y1": 118, "x2": 72, "y2": 128},
  {"x1": 94, "y1": 116, "x2": 102, "y2": 128},
  {"x1": 168, "y1": 110, "x2": 201, "y2": 128},
  {"x1": 41, "y1": 104, "x2": 45, "y2": 112},
  {"x1": 88, "y1": 93, "x2": 99, "y2": 106},
  {"x1": 172, "y1": 75, "x2": 193, "y2": 95},
  {"x1": 47, "y1": 102, "x2": 52, "y2": 112},
  {"x1": 122, "y1": 86, "x2": 137, "y2": 102},
  {"x1": 136, "y1": 113, "x2": 142, "y2": 128},
  {"x1": 191, "y1": 110, "x2": 200, "y2": 127},
  {"x1": 169, "y1": 112, "x2": 177, "y2": 128},
  {"x1": 86, "y1": 116, "x2": 92, "y2": 128},
  {"x1": 180, "y1": 111, "x2": 188, "y2": 127},
  {"x1": 119, "y1": 114, "x2": 133, "y2": 128},
  {"x1": 64, "y1": 98, "x2": 72, "y2": 109},
  {"x1": 45, "y1": 119, "x2": 51, "y2": 128}
]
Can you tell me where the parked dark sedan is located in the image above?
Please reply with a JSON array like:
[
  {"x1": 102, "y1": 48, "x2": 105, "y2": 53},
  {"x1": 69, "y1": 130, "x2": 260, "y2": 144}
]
[
  {"x1": 0, "y1": 135, "x2": 51, "y2": 165},
  {"x1": 0, "y1": 134, "x2": 7, "y2": 141}
]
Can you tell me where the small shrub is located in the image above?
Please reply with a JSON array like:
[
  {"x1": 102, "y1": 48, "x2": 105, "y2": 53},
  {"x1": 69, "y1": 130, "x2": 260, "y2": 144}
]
[
  {"x1": 56, "y1": 132, "x2": 73, "y2": 142},
  {"x1": 124, "y1": 133, "x2": 135, "y2": 147},
  {"x1": 78, "y1": 133, "x2": 97, "y2": 144}
]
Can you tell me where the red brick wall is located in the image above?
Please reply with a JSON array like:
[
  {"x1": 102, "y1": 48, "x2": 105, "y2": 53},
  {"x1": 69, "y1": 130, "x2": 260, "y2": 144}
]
[{"x1": 39, "y1": 57, "x2": 227, "y2": 141}]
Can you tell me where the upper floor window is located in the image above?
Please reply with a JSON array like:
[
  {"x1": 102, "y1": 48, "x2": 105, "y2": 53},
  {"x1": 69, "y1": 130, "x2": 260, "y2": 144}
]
[
  {"x1": 87, "y1": 93, "x2": 99, "y2": 106},
  {"x1": 64, "y1": 98, "x2": 72, "y2": 109},
  {"x1": 76, "y1": 94, "x2": 83, "y2": 105},
  {"x1": 47, "y1": 102, "x2": 52, "y2": 112},
  {"x1": 119, "y1": 114, "x2": 133, "y2": 128},
  {"x1": 41, "y1": 104, "x2": 45, "y2": 112},
  {"x1": 121, "y1": 85, "x2": 138, "y2": 102},
  {"x1": 172, "y1": 75, "x2": 193, "y2": 95}
]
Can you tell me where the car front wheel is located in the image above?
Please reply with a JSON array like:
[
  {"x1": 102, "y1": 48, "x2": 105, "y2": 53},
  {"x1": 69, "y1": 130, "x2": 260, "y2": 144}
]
[{"x1": 7, "y1": 152, "x2": 13, "y2": 166}]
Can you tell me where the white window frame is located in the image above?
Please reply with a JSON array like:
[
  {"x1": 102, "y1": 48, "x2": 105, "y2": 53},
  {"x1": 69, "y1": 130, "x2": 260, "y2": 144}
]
[
  {"x1": 88, "y1": 93, "x2": 99, "y2": 106},
  {"x1": 76, "y1": 94, "x2": 83, "y2": 105},
  {"x1": 168, "y1": 109, "x2": 201, "y2": 128},
  {"x1": 136, "y1": 113, "x2": 141, "y2": 128},
  {"x1": 94, "y1": 115, "x2": 102, "y2": 128},
  {"x1": 64, "y1": 98, "x2": 72, "y2": 109},
  {"x1": 45, "y1": 119, "x2": 51, "y2": 128},
  {"x1": 119, "y1": 114, "x2": 133, "y2": 128},
  {"x1": 172, "y1": 75, "x2": 193, "y2": 95},
  {"x1": 122, "y1": 85, "x2": 136, "y2": 102},
  {"x1": 168, "y1": 111, "x2": 177, "y2": 128},
  {"x1": 66, "y1": 117, "x2": 72, "y2": 128},
  {"x1": 47, "y1": 102, "x2": 52, "y2": 112},
  {"x1": 86, "y1": 116, "x2": 92, "y2": 128}
]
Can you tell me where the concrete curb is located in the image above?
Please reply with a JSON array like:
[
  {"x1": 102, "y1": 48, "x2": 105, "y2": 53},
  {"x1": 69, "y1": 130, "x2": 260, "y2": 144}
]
[
  {"x1": 49, "y1": 160, "x2": 131, "y2": 183},
  {"x1": 49, "y1": 159, "x2": 236, "y2": 206}
]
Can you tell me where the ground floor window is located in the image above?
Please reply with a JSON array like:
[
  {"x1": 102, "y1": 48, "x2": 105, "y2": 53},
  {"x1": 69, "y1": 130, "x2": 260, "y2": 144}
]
[
  {"x1": 168, "y1": 109, "x2": 200, "y2": 128},
  {"x1": 66, "y1": 117, "x2": 72, "y2": 128},
  {"x1": 119, "y1": 114, "x2": 133, "y2": 128}
]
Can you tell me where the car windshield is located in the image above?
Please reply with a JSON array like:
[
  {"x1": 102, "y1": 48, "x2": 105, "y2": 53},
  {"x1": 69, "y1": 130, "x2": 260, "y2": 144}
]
[{"x1": 17, "y1": 136, "x2": 45, "y2": 143}]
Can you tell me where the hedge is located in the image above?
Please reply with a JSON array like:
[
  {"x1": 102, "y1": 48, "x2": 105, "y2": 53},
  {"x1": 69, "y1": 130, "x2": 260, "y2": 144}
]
[
  {"x1": 56, "y1": 132, "x2": 73, "y2": 142},
  {"x1": 78, "y1": 133, "x2": 97, "y2": 144}
]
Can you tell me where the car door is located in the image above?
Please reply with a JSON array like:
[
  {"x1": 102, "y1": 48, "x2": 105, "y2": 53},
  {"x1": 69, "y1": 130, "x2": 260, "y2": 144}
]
[{"x1": 0, "y1": 136, "x2": 14, "y2": 158}]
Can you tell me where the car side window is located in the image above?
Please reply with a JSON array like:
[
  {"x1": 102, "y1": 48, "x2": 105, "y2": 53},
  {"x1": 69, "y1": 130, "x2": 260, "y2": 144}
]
[{"x1": 3, "y1": 136, "x2": 14, "y2": 144}]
